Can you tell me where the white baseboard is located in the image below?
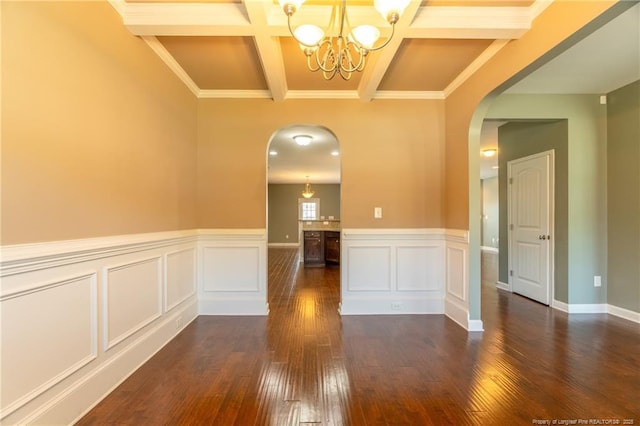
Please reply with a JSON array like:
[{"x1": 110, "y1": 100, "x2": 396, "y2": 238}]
[
  {"x1": 467, "y1": 319, "x2": 484, "y2": 332},
  {"x1": 552, "y1": 301, "x2": 639, "y2": 323},
  {"x1": 444, "y1": 296, "x2": 483, "y2": 331},
  {"x1": 198, "y1": 298, "x2": 269, "y2": 315},
  {"x1": 496, "y1": 281, "x2": 510, "y2": 291},
  {"x1": 607, "y1": 304, "x2": 640, "y2": 323},
  {"x1": 339, "y1": 296, "x2": 444, "y2": 315},
  {"x1": 553, "y1": 301, "x2": 607, "y2": 314},
  {"x1": 444, "y1": 296, "x2": 468, "y2": 329}
]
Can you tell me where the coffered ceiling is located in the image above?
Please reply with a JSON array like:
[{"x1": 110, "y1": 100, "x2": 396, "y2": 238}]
[{"x1": 109, "y1": 0, "x2": 545, "y2": 102}]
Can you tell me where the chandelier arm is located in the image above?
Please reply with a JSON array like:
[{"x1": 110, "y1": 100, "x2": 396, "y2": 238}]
[
  {"x1": 337, "y1": 43, "x2": 366, "y2": 74},
  {"x1": 360, "y1": 22, "x2": 397, "y2": 53},
  {"x1": 312, "y1": 41, "x2": 339, "y2": 75},
  {"x1": 283, "y1": 0, "x2": 398, "y2": 80},
  {"x1": 306, "y1": 53, "x2": 321, "y2": 73}
]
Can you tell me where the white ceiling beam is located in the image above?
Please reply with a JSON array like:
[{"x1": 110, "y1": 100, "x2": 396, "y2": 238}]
[
  {"x1": 357, "y1": 1, "x2": 422, "y2": 102},
  {"x1": 141, "y1": 36, "x2": 200, "y2": 97},
  {"x1": 408, "y1": 6, "x2": 531, "y2": 39},
  {"x1": 443, "y1": 39, "x2": 511, "y2": 97},
  {"x1": 243, "y1": 1, "x2": 288, "y2": 102},
  {"x1": 115, "y1": 2, "x2": 254, "y2": 36},
  {"x1": 113, "y1": 1, "x2": 535, "y2": 39}
]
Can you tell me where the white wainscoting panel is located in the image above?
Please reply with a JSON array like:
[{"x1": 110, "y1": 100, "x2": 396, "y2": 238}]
[
  {"x1": 340, "y1": 229, "x2": 447, "y2": 315},
  {"x1": 0, "y1": 231, "x2": 199, "y2": 425},
  {"x1": 346, "y1": 246, "x2": 391, "y2": 291},
  {"x1": 198, "y1": 229, "x2": 268, "y2": 315},
  {"x1": 202, "y1": 247, "x2": 260, "y2": 292},
  {"x1": 0, "y1": 273, "x2": 97, "y2": 418},
  {"x1": 443, "y1": 230, "x2": 473, "y2": 330},
  {"x1": 104, "y1": 257, "x2": 162, "y2": 351},
  {"x1": 397, "y1": 246, "x2": 442, "y2": 292},
  {"x1": 165, "y1": 248, "x2": 196, "y2": 312},
  {"x1": 446, "y1": 246, "x2": 466, "y2": 300}
]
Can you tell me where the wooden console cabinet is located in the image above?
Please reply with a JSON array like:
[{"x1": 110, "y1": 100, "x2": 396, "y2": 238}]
[
  {"x1": 303, "y1": 230, "x2": 341, "y2": 267},
  {"x1": 303, "y1": 231, "x2": 324, "y2": 266},
  {"x1": 324, "y1": 231, "x2": 340, "y2": 264}
]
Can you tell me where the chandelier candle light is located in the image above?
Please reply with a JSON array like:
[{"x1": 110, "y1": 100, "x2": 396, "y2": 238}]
[{"x1": 280, "y1": 0, "x2": 411, "y2": 80}]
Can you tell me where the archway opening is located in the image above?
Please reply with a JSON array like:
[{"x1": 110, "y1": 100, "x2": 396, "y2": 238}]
[{"x1": 265, "y1": 124, "x2": 342, "y2": 311}]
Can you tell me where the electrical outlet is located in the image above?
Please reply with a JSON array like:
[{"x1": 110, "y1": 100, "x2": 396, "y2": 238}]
[
  {"x1": 594, "y1": 276, "x2": 602, "y2": 287},
  {"x1": 175, "y1": 316, "x2": 183, "y2": 330},
  {"x1": 391, "y1": 302, "x2": 402, "y2": 310},
  {"x1": 285, "y1": 234, "x2": 289, "y2": 239}
]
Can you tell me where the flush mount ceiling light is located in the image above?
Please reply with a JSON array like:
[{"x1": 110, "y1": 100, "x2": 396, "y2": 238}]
[
  {"x1": 482, "y1": 148, "x2": 498, "y2": 158},
  {"x1": 294, "y1": 134, "x2": 313, "y2": 146},
  {"x1": 302, "y1": 176, "x2": 315, "y2": 198},
  {"x1": 331, "y1": 150, "x2": 340, "y2": 156},
  {"x1": 279, "y1": 0, "x2": 411, "y2": 80}
]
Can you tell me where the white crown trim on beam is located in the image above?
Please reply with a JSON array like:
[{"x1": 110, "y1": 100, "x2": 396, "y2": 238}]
[
  {"x1": 109, "y1": 0, "x2": 546, "y2": 102},
  {"x1": 243, "y1": 0, "x2": 288, "y2": 101},
  {"x1": 115, "y1": 1, "x2": 253, "y2": 36},
  {"x1": 357, "y1": 0, "x2": 423, "y2": 102},
  {"x1": 114, "y1": 1, "x2": 535, "y2": 40},
  {"x1": 444, "y1": 39, "x2": 511, "y2": 97},
  {"x1": 409, "y1": 6, "x2": 532, "y2": 39},
  {"x1": 141, "y1": 36, "x2": 200, "y2": 97}
]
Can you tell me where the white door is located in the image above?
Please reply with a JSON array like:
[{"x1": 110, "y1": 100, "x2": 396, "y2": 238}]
[{"x1": 508, "y1": 150, "x2": 554, "y2": 305}]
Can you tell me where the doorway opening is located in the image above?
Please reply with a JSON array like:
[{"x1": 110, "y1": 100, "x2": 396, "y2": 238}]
[{"x1": 266, "y1": 124, "x2": 342, "y2": 312}]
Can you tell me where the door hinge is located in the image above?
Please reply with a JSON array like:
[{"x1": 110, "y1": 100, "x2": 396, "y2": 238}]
[
  {"x1": 510, "y1": 270, "x2": 513, "y2": 276},
  {"x1": 509, "y1": 224, "x2": 514, "y2": 230},
  {"x1": 509, "y1": 177, "x2": 513, "y2": 184}
]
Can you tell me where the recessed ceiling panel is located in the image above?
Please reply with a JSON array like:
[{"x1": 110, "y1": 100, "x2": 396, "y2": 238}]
[
  {"x1": 158, "y1": 36, "x2": 268, "y2": 90},
  {"x1": 379, "y1": 38, "x2": 494, "y2": 91},
  {"x1": 280, "y1": 37, "x2": 363, "y2": 91}
]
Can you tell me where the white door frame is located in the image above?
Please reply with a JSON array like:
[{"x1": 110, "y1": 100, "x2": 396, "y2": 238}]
[{"x1": 507, "y1": 149, "x2": 555, "y2": 305}]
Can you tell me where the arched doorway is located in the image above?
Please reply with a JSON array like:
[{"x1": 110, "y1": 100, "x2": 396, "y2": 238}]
[{"x1": 265, "y1": 124, "x2": 342, "y2": 309}]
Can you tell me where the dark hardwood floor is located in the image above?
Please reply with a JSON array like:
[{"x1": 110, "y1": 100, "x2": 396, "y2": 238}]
[{"x1": 78, "y1": 248, "x2": 639, "y2": 425}]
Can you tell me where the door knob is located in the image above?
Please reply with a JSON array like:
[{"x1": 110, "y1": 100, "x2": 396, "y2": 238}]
[{"x1": 539, "y1": 235, "x2": 546, "y2": 240}]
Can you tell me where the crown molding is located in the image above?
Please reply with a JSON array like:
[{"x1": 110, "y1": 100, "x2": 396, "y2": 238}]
[
  {"x1": 374, "y1": 91, "x2": 446, "y2": 100},
  {"x1": 284, "y1": 90, "x2": 361, "y2": 100},
  {"x1": 195, "y1": 89, "x2": 447, "y2": 100},
  {"x1": 198, "y1": 90, "x2": 273, "y2": 99}
]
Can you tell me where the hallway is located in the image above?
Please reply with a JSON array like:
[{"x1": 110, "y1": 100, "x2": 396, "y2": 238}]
[{"x1": 78, "y1": 248, "x2": 639, "y2": 425}]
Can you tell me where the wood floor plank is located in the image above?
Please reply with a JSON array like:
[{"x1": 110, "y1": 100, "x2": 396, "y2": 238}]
[{"x1": 77, "y1": 248, "x2": 640, "y2": 425}]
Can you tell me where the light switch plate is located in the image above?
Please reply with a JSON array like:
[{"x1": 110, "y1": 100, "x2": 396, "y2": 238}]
[{"x1": 374, "y1": 207, "x2": 382, "y2": 219}]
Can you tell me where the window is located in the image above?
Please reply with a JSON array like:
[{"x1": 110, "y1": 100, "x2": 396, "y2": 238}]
[{"x1": 299, "y1": 198, "x2": 320, "y2": 220}]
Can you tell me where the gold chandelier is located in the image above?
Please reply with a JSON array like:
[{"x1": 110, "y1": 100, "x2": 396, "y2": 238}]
[
  {"x1": 302, "y1": 176, "x2": 315, "y2": 198},
  {"x1": 280, "y1": 0, "x2": 411, "y2": 80}
]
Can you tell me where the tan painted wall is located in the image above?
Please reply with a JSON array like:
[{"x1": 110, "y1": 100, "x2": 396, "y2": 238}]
[
  {"x1": 444, "y1": 0, "x2": 619, "y2": 229},
  {"x1": 1, "y1": 2, "x2": 198, "y2": 245},
  {"x1": 197, "y1": 99, "x2": 445, "y2": 229}
]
